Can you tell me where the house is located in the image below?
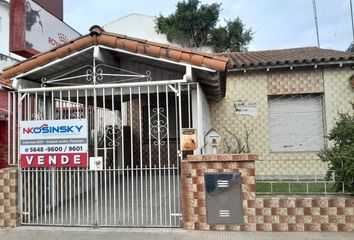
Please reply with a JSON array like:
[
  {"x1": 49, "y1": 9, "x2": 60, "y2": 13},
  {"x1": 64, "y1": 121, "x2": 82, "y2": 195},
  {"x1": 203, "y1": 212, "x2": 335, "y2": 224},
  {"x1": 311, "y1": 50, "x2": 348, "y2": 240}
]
[
  {"x1": 103, "y1": 13, "x2": 170, "y2": 45},
  {"x1": 214, "y1": 47, "x2": 354, "y2": 177},
  {"x1": 0, "y1": 26, "x2": 228, "y2": 227},
  {"x1": 0, "y1": 27, "x2": 353, "y2": 228}
]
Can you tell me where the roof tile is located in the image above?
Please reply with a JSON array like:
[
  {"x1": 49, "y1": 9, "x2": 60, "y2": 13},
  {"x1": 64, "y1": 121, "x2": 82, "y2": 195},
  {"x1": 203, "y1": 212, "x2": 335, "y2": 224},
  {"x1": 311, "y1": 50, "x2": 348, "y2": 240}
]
[
  {"x1": 1, "y1": 26, "x2": 228, "y2": 83},
  {"x1": 219, "y1": 47, "x2": 354, "y2": 70}
]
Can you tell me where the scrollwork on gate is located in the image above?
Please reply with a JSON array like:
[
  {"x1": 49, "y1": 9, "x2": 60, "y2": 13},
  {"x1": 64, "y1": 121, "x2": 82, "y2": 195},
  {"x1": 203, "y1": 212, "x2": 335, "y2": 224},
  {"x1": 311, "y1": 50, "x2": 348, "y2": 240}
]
[
  {"x1": 150, "y1": 107, "x2": 168, "y2": 145},
  {"x1": 40, "y1": 63, "x2": 152, "y2": 87}
]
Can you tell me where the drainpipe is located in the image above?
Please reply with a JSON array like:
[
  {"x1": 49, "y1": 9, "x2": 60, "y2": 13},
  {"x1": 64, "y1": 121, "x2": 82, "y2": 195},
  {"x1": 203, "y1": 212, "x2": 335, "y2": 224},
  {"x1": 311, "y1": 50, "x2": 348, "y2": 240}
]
[{"x1": 183, "y1": 65, "x2": 193, "y2": 82}]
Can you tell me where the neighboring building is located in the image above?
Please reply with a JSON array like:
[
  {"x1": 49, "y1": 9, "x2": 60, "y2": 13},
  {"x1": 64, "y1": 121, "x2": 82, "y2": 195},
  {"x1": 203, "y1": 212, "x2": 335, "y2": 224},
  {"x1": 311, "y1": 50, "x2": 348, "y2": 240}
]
[
  {"x1": 103, "y1": 14, "x2": 170, "y2": 45},
  {"x1": 0, "y1": 0, "x2": 20, "y2": 70},
  {"x1": 103, "y1": 13, "x2": 213, "y2": 53},
  {"x1": 215, "y1": 47, "x2": 354, "y2": 177},
  {"x1": 0, "y1": 0, "x2": 18, "y2": 169}
]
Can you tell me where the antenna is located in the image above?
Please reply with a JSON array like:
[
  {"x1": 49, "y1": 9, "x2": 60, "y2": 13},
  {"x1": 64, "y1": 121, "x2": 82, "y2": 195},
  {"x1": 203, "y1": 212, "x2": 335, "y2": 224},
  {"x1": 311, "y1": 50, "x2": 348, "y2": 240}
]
[
  {"x1": 312, "y1": 0, "x2": 320, "y2": 47},
  {"x1": 350, "y1": 0, "x2": 354, "y2": 42}
]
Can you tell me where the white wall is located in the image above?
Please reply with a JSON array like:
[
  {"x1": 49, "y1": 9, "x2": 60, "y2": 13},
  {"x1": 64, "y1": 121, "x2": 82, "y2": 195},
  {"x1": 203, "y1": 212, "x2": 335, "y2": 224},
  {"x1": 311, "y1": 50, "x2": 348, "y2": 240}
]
[
  {"x1": 192, "y1": 84, "x2": 212, "y2": 155},
  {"x1": 0, "y1": 1, "x2": 10, "y2": 55},
  {"x1": 0, "y1": 0, "x2": 22, "y2": 73},
  {"x1": 103, "y1": 14, "x2": 170, "y2": 44}
]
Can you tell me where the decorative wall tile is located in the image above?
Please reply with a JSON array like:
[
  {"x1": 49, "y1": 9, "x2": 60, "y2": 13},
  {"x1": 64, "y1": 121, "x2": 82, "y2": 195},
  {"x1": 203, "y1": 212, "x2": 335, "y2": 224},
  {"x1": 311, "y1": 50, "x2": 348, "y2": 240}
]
[
  {"x1": 0, "y1": 168, "x2": 18, "y2": 228},
  {"x1": 210, "y1": 68, "x2": 353, "y2": 176},
  {"x1": 181, "y1": 154, "x2": 354, "y2": 232}
]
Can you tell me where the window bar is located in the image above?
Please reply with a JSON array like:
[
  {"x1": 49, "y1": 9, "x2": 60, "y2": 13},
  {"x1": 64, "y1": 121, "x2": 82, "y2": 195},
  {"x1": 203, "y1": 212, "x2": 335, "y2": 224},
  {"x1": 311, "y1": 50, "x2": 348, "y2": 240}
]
[
  {"x1": 173, "y1": 85, "x2": 178, "y2": 225},
  {"x1": 177, "y1": 83, "x2": 183, "y2": 219},
  {"x1": 26, "y1": 93, "x2": 30, "y2": 121},
  {"x1": 111, "y1": 87, "x2": 117, "y2": 225},
  {"x1": 60, "y1": 168, "x2": 63, "y2": 225},
  {"x1": 138, "y1": 86, "x2": 144, "y2": 225},
  {"x1": 35, "y1": 168, "x2": 39, "y2": 223},
  {"x1": 67, "y1": 90, "x2": 71, "y2": 120},
  {"x1": 102, "y1": 88, "x2": 108, "y2": 225},
  {"x1": 99, "y1": 165, "x2": 103, "y2": 224},
  {"x1": 129, "y1": 87, "x2": 134, "y2": 226},
  {"x1": 78, "y1": 168, "x2": 81, "y2": 225},
  {"x1": 154, "y1": 164, "x2": 157, "y2": 225},
  {"x1": 163, "y1": 165, "x2": 167, "y2": 226},
  {"x1": 84, "y1": 89, "x2": 89, "y2": 225},
  {"x1": 31, "y1": 170, "x2": 35, "y2": 224},
  {"x1": 165, "y1": 85, "x2": 171, "y2": 226},
  {"x1": 34, "y1": 92, "x2": 38, "y2": 120},
  {"x1": 28, "y1": 169, "x2": 31, "y2": 223},
  {"x1": 69, "y1": 168, "x2": 72, "y2": 224},
  {"x1": 54, "y1": 144, "x2": 59, "y2": 220},
  {"x1": 120, "y1": 88, "x2": 126, "y2": 225},
  {"x1": 108, "y1": 166, "x2": 112, "y2": 225},
  {"x1": 40, "y1": 170, "x2": 44, "y2": 224},
  {"x1": 156, "y1": 85, "x2": 163, "y2": 225},
  {"x1": 126, "y1": 165, "x2": 130, "y2": 224},
  {"x1": 145, "y1": 164, "x2": 148, "y2": 225},
  {"x1": 135, "y1": 165, "x2": 139, "y2": 225},
  {"x1": 147, "y1": 86, "x2": 153, "y2": 225},
  {"x1": 172, "y1": 164, "x2": 176, "y2": 226},
  {"x1": 90, "y1": 165, "x2": 94, "y2": 224}
]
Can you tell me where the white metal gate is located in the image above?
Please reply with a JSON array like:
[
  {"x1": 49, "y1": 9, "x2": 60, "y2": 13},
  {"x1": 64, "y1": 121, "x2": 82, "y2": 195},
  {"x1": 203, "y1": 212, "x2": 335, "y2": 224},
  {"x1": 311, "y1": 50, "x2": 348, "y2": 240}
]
[{"x1": 10, "y1": 82, "x2": 197, "y2": 227}]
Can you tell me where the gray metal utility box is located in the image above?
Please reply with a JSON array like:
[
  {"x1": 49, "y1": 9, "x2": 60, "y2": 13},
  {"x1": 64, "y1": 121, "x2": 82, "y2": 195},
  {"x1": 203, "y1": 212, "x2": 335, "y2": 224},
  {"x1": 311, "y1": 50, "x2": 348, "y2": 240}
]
[{"x1": 204, "y1": 172, "x2": 243, "y2": 224}]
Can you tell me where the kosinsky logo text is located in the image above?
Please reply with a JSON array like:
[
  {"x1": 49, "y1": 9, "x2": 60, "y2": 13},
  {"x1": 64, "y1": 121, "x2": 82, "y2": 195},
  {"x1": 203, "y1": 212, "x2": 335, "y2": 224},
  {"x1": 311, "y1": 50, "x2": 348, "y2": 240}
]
[{"x1": 23, "y1": 124, "x2": 84, "y2": 134}]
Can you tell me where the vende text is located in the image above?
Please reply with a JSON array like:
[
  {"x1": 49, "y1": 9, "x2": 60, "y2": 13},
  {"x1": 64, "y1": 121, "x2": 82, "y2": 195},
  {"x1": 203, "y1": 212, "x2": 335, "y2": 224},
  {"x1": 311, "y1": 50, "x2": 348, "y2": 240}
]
[{"x1": 20, "y1": 153, "x2": 88, "y2": 168}]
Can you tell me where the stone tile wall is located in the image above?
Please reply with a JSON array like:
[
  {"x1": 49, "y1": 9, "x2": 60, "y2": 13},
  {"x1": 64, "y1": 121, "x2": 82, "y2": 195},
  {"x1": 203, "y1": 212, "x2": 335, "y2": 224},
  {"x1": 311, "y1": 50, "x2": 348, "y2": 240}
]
[
  {"x1": 181, "y1": 154, "x2": 354, "y2": 232},
  {"x1": 0, "y1": 167, "x2": 18, "y2": 228},
  {"x1": 181, "y1": 154, "x2": 257, "y2": 231}
]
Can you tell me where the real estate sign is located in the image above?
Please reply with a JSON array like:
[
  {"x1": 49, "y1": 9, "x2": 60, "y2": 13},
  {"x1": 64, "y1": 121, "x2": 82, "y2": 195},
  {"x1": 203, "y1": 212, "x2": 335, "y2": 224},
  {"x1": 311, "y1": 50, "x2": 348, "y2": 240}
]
[{"x1": 20, "y1": 119, "x2": 88, "y2": 168}]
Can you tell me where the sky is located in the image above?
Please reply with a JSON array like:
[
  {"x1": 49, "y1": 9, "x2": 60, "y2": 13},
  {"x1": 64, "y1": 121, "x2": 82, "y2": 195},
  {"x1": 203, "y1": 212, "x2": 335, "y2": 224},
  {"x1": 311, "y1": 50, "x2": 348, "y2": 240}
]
[{"x1": 63, "y1": 0, "x2": 354, "y2": 51}]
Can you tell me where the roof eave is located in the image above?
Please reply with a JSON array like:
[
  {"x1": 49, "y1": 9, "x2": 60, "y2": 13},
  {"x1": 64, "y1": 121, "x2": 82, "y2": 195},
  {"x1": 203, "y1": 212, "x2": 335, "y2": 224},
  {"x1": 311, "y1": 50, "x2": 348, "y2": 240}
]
[{"x1": 228, "y1": 60, "x2": 354, "y2": 72}]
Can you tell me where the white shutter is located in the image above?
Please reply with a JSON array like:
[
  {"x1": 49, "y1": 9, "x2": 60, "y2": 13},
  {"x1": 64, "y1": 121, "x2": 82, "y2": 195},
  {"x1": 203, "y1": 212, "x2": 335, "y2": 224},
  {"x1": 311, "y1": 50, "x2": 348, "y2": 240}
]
[{"x1": 268, "y1": 95, "x2": 324, "y2": 152}]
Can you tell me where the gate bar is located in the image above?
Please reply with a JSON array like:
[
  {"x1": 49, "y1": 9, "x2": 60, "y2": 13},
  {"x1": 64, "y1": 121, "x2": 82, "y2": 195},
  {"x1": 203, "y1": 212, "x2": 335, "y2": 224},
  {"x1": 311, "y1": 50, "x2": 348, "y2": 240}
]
[{"x1": 17, "y1": 79, "x2": 186, "y2": 93}]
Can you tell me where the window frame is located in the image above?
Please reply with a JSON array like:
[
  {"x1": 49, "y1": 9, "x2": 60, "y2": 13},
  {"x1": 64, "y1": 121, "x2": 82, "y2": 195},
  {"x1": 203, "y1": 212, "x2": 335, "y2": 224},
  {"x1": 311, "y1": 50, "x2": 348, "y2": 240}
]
[{"x1": 267, "y1": 93, "x2": 325, "y2": 153}]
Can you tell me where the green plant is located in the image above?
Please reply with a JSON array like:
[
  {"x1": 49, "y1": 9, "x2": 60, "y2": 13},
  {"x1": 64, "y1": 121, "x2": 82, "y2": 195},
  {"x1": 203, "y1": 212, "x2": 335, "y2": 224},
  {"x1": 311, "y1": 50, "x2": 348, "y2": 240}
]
[
  {"x1": 155, "y1": 0, "x2": 253, "y2": 52},
  {"x1": 318, "y1": 113, "x2": 354, "y2": 193}
]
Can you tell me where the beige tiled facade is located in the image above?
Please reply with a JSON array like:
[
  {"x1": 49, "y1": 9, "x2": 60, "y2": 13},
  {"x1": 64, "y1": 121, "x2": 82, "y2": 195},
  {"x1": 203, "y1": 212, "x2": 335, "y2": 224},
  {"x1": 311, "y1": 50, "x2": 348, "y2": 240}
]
[{"x1": 209, "y1": 67, "x2": 354, "y2": 176}]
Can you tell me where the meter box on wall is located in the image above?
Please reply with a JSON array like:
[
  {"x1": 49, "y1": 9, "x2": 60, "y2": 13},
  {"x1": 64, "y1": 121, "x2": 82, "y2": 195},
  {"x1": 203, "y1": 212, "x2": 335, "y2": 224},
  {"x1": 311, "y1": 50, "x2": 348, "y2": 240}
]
[{"x1": 205, "y1": 172, "x2": 243, "y2": 225}]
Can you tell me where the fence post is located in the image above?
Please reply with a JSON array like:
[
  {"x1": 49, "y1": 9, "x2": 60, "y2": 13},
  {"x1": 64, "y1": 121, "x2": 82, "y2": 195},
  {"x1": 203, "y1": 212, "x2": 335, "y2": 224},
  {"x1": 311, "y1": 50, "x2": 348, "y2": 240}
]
[{"x1": 324, "y1": 182, "x2": 327, "y2": 195}]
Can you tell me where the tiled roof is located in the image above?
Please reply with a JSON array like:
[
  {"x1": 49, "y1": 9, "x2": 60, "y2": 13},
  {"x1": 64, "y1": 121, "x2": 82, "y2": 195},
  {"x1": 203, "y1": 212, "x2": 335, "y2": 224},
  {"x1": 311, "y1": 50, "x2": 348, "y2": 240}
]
[
  {"x1": 218, "y1": 47, "x2": 354, "y2": 70},
  {"x1": 1, "y1": 26, "x2": 228, "y2": 84}
]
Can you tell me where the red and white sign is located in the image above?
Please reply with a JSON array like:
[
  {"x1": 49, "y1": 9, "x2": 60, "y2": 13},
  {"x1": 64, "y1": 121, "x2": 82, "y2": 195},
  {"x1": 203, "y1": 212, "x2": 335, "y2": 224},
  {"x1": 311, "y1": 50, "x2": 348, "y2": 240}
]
[
  {"x1": 10, "y1": 0, "x2": 80, "y2": 57},
  {"x1": 21, "y1": 153, "x2": 87, "y2": 168},
  {"x1": 20, "y1": 119, "x2": 88, "y2": 168}
]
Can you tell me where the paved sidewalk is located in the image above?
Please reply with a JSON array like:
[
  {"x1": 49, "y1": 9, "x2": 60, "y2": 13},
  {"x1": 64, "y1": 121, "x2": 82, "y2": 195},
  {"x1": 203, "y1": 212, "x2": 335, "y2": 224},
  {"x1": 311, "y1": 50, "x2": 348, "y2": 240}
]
[{"x1": 0, "y1": 226, "x2": 353, "y2": 240}]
